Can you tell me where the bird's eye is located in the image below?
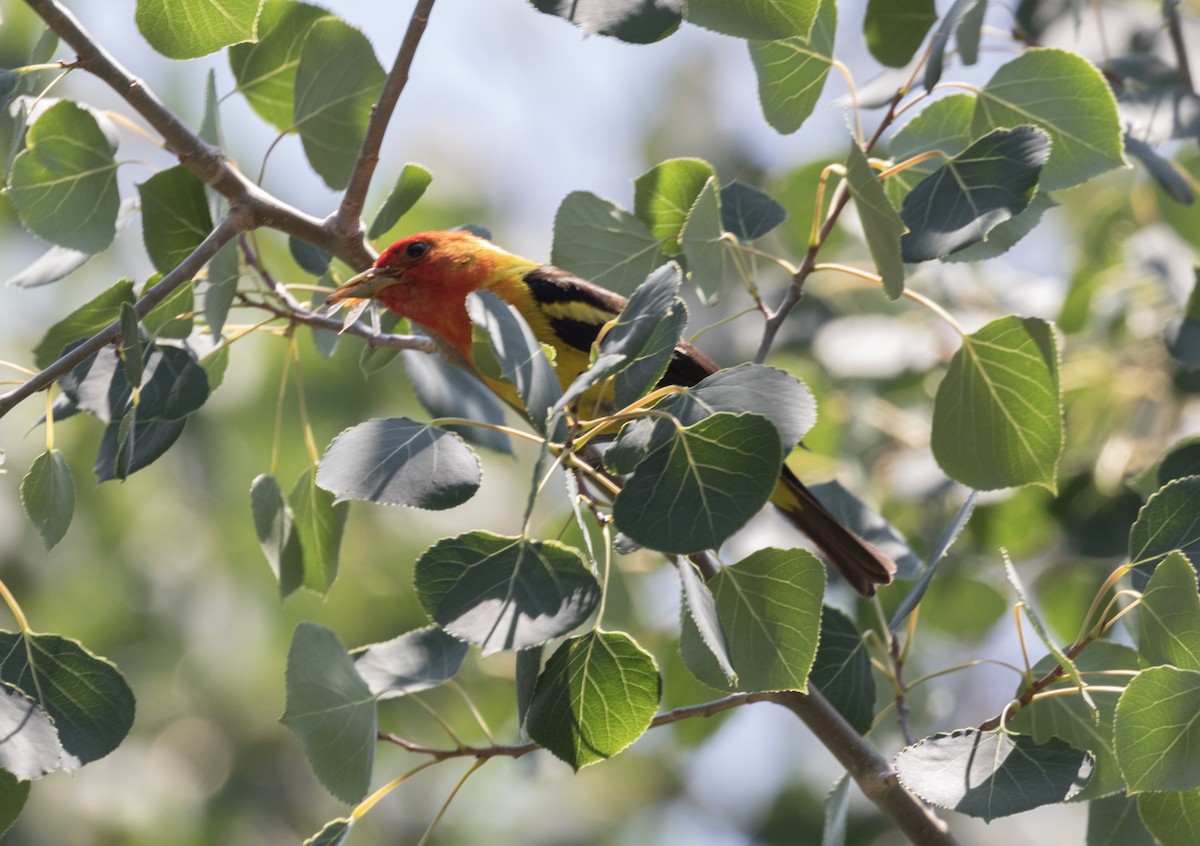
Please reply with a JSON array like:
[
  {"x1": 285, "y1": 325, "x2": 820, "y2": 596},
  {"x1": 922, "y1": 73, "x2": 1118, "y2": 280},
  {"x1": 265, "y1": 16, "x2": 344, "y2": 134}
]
[{"x1": 405, "y1": 241, "x2": 430, "y2": 260}]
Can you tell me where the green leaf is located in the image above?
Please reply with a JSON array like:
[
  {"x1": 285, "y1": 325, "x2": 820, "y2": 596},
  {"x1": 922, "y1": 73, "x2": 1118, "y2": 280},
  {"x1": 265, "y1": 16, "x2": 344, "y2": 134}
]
[
  {"x1": 1157, "y1": 437, "x2": 1200, "y2": 488},
  {"x1": 205, "y1": 242, "x2": 240, "y2": 337},
  {"x1": 1010, "y1": 641, "x2": 1139, "y2": 801},
  {"x1": 136, "y1": 0, "x2": 260, "y2": 59},
  {"x1": 142, "y1": 276, "x2": 195, "y2": 340},
  {"x1": 1087, "y1": 794, "x2": 1156, "y2": 846},
  {"x1": 810, "y1": 606, "x2": 874, "y2": 734},
  {"x1": 900, "y1": 126, "x2": 1051, "y2": 262},
  {"x1": 5, "y1": 198, "x2": 137, "y2": 290},
  {"x1": 469, "y1": 291, "x2": 562, "y2": 432},
  {"x1": 895, "y1": 729, "x2": 1093, "y2": 820},
  {"x1": 1138, "y1": 551, "x2": 1200, "y2": 671},
  {"x1": 748, "y1": 0, "x2": 836, "y2": 135},
  {"x1": 923, "y1": 0, "x2": 986, "y2": 88},
  {"x1": 678, "y1": 559, "x2": 736, "y2": 686},
  {"x1": 20, "y1": 449, "x2": 75, "y2": 550},
  {"x1": 0, "y1": 631, "x2": 136, "y2": 768},
  {"x1": 598, "y1": 262, "x2": 682, "y2": 365},
  {"x1": 971, "y1": 48, "x2": 1126, "y2": 191},
  {"x1": 351, "y1": 626, "x2": 469, "y2": 698},
  {"x1": 529, "y1": 0, "x2": 681, "y2": 44},
  {"x1": 687, "y1": 0, "x2": 818, "y2": 40},
  {"x1": 368, "y1": 163, "x2": 433, "y2": 239},
  {"x1": 1129, "y1": 476, "x2": 1200, "y2": 591},
  {"x1": 885, "y1": 93, "x2": 975, "y2": 204},
  {"x1": 551, "y1": 190, "x2": 666, "y2": 295},
  {"x1": 0, "y1": 771, "x2": 30, "y2": 840},
  {"x1": 634, "y1": 158, "x2": 715, "y2": 255},
  {"x1": 1114, "y1": 665, "x2": 1200, "y2": 792},
  {"x1": 680, "y1": 177, "x2": 724, "y2": 304},
  {"x1": 61, "y1": 344, "x2": 208, "y2": 425},
  {"x1": 845, "y1": 141, "x2": 906, "y2": 298},
  {"x1": 931, "y1": 315, "x2": 1062, "y2": 491},
  {"x1": 290, "y1": 467, "x2": 348, "y2": 596},
  {"x1": 526, "y1": 631, "x2": 660, "y2": 770},
  {"x1": 942, "y1": 192, "x2": 1058, "y2": 263},
  {"x1": 0, "y1": 685, "x2": 60, "y2": 779},
  {"x1": 719, "y1": 180, "x2": 787, "y2": 241},
  {"x1": 199, "y1": 69, "x2": 222, "y2": 146},
  {"x1": 304, "y1": 818, "x2": 352, "y2": 846},
  {"x1": 401, "y1": 350, "x2": 512, "y2": 454},
  {"x1": 289, "y1": 236, "x2": 331, "y2": 276},
  {"x1": 8, "y1": 100, "x2": 119, "y2": 252},
  {"x1": 612, "y1": 412, "x2": 782, "y2": 554},
  {"x1": 293, "y1": 17, "x2": 385, "y2": 190},
  {"x1": 316, "y1": 417, "x2": 481, "y2": 509},
  {"x1": 613, "y1": 305, "x2": 687, "y2": 408},
  {"x1": 865, "y1": 0, "x2": 935, "y2": 68},
  {"x1": 250, "y1": 473, "x2": 303, "y2": 597},
  {"x1": 413, "y1": 532, "x2": 600, "y2": 655},
  {"x1": 1137, "y1": 789, "x2": 1200, "y2": 846},
  {"x1": 95, "y1": 414, "x2": 186, "y2": 482},
  {"x1": 708, "y1": 548, "x2": 824, "y2": 692},
  {"x1": 650, "y1": 363, "x2": 816, "y2": 453},
  {"x1": 229, "y1": 0, "x2": 327, "y2": 131},
  {"x1": 138, "y1": 165, "x2": 214, "y2": 274},
  {"x1": 281, "y1": 623, "x2": 375, "y2": 804}
]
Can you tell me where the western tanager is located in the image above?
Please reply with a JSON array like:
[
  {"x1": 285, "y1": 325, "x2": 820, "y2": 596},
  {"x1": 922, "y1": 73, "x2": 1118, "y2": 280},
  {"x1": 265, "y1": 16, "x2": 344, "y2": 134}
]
[{"x1": 328, "y1": 230, "x2": 895, "y2": 596}]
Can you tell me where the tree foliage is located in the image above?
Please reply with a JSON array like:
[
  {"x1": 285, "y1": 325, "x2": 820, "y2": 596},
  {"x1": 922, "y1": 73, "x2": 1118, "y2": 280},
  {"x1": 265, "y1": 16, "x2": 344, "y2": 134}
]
[{"x1": 0, "y1": 0, "x2": 1199, "y2": 843}]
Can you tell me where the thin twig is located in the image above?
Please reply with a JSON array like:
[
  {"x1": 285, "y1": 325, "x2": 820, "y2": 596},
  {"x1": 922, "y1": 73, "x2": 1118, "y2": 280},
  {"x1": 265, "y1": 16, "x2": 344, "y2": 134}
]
[
  {"x1": 0, "y1": 214, "x2": 244, "y2": 419},
  {"x1": 335, "y1": 0, "x2": 437, "y2": 234},
  {"x1": 1165, "y1": 0, "x2": 1195, "y2": 94},
  {"x1": 24, "y1": 0, "x2": 369, "y2": 269},
  {"x1": 754, "y1": 89, "x2": 907, "y2": 364}
]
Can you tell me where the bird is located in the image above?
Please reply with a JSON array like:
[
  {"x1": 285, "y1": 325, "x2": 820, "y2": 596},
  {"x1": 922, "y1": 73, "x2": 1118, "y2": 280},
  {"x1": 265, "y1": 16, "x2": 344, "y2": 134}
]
[{"x1": 326, "y1": 229, "x2": 895, "y2": 596}]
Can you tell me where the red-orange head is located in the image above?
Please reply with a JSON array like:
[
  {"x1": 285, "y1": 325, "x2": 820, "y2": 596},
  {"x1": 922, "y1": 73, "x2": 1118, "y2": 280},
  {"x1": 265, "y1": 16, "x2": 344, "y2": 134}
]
[{"x1": 328, "y1": 230, "x2": 536, "y2": 359}]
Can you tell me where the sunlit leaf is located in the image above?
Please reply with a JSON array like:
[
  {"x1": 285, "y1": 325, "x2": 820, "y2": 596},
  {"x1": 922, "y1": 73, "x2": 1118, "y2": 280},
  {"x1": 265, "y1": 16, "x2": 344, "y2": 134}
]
[
  {"x1": 0, "y1": 631, "x2": 136, "y2": 768},
  {"x1": 289, "y1": 467, "x2": 348, "y2": 595},
  {"x1": 138, "y1": 166, "x2": 214, "y2": 274},
  {"x1": 526, "y1": 631, "x2": 660, "y2": 769},
  {"x1": 229, "y1": 0, "x2": 328, "y2": 131},
  {"x1": 932, "y1": 316, "x2": 1062, "y2": 491},
  {"x1": 9, "y1": 100, "x2": 119, "y2": 252},
  {"x1": 687, "y1": 0, "x2": 817, "y2": 40},
  {"x1": 865, "y1": 0, "x2": 935, "y2": 68},
  {"x1": 748, "y1": 0, "x2": 836, "y2": 135},
  {"x1": 368, "y1": 163, "x2": 433, "y2": 239},
  {"x1": 1129, "y1": 476, "x2": 1200, "y2": 591},
  {"x1": 293, "y1": 17, "x2": 384, "y2": 190},
  {"x1": 971, "y1": 48, "x2": 1126, "y2": 191},
  {"x1": 1114, "y1": 665, "x2": 1200, "y2": 792},
  {"x1": 634, "y1": 158, "x2": 714, "y2": 255},
  {"x1": 136, "y1": 0, "x2": 260, "y2": 59}
]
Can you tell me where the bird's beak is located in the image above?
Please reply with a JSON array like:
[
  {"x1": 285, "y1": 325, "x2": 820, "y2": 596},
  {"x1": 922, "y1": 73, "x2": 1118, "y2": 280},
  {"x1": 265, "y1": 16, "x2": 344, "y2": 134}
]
[{"x1": 326, "y1": 266, "x2": 396, "y2": 305}]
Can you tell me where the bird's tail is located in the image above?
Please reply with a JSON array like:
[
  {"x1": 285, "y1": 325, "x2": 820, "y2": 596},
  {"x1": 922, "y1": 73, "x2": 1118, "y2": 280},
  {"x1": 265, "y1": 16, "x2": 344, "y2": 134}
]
[{"x1": 770, "y1": 466, "x2": 896, "y2": 597}]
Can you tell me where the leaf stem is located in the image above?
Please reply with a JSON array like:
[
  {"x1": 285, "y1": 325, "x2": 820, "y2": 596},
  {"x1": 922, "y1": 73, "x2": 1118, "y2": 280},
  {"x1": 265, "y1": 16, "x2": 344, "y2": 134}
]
[{"x1": 0, "y1": 579, "x2": 31, "y2": 633}]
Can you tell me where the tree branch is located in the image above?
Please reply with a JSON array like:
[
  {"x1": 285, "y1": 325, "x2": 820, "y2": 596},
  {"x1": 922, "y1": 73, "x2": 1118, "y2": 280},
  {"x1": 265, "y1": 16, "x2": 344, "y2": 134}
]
[
  {"x1": 334, "y1": 0, "x2": 437, "y2": 236},
  {"x1": 24, "y1": 0, "x2": 372, "y2": 270},
  {"x1": 774, "y1": 689, "x2": 959, "y2": 846},
  {"x1": 754, "y1": 88, "x2": 906, "y2": 364},
  {"x1": 0, "y1": 213, "x2": 244, "y2": 419}
]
